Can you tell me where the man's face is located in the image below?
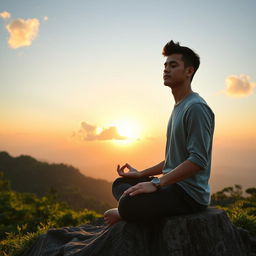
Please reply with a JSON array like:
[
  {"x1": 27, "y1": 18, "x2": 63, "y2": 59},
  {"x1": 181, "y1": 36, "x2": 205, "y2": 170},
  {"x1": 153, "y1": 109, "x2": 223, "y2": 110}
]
[{"x1": 163, "y1": 54, "x2": 188, "y2": 88}]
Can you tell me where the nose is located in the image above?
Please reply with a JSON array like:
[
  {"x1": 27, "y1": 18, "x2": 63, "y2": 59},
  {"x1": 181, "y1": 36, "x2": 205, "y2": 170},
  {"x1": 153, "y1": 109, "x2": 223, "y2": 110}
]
[{"x1": 164, "y1": 64, "x2": 170, "y2": 74}]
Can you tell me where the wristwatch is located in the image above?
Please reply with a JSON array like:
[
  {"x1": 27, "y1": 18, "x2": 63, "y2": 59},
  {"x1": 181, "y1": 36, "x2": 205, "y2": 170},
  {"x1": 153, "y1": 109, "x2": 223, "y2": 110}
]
[{"x1": 151, "y1": 177, "x2": 161, "y2": 190}]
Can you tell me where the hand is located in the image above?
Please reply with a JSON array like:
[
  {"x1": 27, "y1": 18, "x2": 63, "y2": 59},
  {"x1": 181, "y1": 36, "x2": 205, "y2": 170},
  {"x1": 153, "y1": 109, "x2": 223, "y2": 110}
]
[
  {"x1": 123, "y1": 182, "x2": 157, "y2": 196},
  {"x1": 117, "y1": 163, "x2": 141, "y2": 178}
]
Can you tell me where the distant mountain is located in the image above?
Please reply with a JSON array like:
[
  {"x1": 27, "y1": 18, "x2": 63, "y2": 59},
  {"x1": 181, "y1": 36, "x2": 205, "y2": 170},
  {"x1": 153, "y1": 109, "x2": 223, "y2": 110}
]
[{"x1": 0, "y1": 151, "x2": 116, "y2": 213}]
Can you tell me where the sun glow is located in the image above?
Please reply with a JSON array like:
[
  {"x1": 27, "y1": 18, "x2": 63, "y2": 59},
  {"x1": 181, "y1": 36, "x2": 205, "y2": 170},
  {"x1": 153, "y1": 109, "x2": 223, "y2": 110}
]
[{"x1": 111, "y1": 119, "x2": 141, "y2": 145}]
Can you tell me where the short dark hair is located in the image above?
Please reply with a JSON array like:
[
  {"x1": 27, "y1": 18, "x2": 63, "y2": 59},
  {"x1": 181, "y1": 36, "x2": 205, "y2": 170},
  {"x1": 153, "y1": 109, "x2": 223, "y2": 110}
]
[{"x1": 162, "y1": 40, "x2": 200, "y2": 81}]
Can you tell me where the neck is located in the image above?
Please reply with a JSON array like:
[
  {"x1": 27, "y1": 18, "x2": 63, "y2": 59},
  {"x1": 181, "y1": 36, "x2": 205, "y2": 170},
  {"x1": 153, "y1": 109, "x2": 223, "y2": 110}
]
[{"x1": 172, "y1": 83, "x2": 193, "y2": 104}]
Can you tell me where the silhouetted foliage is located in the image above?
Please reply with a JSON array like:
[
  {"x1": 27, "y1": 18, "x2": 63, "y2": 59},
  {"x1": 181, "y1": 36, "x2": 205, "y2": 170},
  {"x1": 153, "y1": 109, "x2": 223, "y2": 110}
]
[
  {"x1": 211, "y1": 184, "x2": 244, "y2": 206},
  {"x1": 0, "y1": 151, "x2": 116, "y2": 213},
  {"x1": 246, "y1": 187, "x2": 256, "y2": 197}
]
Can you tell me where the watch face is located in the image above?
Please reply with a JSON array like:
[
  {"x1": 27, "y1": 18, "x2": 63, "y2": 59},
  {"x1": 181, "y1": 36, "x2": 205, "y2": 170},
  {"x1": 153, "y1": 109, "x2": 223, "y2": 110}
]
[{"x1": 152, "y1": 177, "x2": 160, "y2": 186}]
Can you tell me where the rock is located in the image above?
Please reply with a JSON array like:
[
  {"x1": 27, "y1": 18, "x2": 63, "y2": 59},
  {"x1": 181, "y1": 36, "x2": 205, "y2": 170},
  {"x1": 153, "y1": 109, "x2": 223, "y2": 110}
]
[{"x1": 22, "y1": 207, "x2": 255, "y2": 256}]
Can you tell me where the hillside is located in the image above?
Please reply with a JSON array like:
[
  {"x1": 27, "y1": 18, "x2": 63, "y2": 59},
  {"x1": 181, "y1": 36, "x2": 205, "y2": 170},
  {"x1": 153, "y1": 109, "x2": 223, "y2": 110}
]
[{"x1": 0, "y1": 151, "x2": 116, "y2": 213}]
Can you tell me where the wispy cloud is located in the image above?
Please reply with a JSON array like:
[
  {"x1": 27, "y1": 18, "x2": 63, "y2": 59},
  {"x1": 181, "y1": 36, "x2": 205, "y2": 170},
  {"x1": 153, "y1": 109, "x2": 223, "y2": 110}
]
[
  {"x1": 222, "y1": 75, "x2": 256, "y2": 97},
  {"x1": 73, "y1": 122, "x2": 127, "y2": 141},
  {"x1": 0, "y1": 11, "x2": 11, "y2": 19},
  {"x1": 6, "y1": 18, "x2": 40, "y2": 48}
]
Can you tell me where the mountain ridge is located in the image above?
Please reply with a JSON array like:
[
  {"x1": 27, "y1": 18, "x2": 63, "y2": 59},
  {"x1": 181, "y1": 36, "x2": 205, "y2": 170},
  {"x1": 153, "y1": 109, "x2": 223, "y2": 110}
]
[{"x1": 0, "y1": 151, "x2": 116, "y2": 213}]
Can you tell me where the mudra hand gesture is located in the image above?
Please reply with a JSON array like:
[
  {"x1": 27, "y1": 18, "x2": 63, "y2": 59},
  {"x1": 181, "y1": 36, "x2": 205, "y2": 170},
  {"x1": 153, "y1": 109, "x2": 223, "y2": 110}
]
[
  {"x1": 117, "y1": 163, "x2": 141, "y2": 178},
  {"x1": 117, "y1": 163, "x2": 157, "y2": 196}
]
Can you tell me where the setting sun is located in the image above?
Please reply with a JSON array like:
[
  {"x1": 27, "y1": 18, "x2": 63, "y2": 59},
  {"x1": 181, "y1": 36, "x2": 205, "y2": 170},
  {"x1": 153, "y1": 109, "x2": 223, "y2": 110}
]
[{"x1": 111, "y1": 119, "x2": 141, "y2": 145}]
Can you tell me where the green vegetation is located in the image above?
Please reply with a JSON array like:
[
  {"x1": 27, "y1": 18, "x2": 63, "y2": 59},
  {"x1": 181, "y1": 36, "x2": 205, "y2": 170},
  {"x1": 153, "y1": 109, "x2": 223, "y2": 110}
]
[
  {"x1": 0, "y1": 173, "x2": 102, "y2": 256},
  {"x1": 211, "y1": 184, "x2": 256, "y2": 235},
  {"x1": 0, "y1": 151, "x2": 115, "y2": 213}
]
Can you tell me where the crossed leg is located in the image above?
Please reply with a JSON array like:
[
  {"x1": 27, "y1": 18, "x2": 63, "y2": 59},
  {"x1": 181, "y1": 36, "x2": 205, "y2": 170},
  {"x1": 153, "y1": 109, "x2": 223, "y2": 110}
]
[
  {"x1": 104, "y1": 176, "x2": 207, "y2": 225},
  {"x1": 104, "y1": 176, "x2": 152, "y2": 225}
]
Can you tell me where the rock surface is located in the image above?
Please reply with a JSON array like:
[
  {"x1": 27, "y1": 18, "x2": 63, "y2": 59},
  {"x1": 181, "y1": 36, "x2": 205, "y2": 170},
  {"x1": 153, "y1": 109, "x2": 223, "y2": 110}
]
[{"x1": 23, "y1": 207, "x2": 255, "y2": 256}]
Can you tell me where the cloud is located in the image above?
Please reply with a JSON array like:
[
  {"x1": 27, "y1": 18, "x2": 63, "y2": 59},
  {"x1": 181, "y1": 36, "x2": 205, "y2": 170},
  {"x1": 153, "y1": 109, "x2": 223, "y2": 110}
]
[
  {"x1": 0, "y1": 11, "x2": 11, "y2": 19},
  {"x1": 74, "y1": 122, "x2": 127, "y2": 141},
  {"x1": 223, "y1": 75, "x2": 256, "y2": 97},
  {"x1": 5, "y1": 18, "x2": 40, "y2": 48}
]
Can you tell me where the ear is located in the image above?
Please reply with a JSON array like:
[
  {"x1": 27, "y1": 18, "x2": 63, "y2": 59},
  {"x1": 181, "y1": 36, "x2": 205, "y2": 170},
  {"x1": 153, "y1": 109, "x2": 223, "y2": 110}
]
[{"x1": 186, "y1": 66, "x2": 195, "y2": 78}]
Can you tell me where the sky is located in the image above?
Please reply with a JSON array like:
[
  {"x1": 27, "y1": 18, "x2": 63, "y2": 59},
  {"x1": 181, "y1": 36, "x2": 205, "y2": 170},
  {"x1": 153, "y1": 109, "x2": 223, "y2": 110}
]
[{"x1": 0, "y1": 0, "x2": 256, "y2": 193}]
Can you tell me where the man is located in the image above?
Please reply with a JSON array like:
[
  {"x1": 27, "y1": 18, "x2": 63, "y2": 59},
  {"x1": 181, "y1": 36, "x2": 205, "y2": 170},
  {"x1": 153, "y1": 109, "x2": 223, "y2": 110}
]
[{"x1": 104, "y1": 40, "x2": 215, "y2": 225}]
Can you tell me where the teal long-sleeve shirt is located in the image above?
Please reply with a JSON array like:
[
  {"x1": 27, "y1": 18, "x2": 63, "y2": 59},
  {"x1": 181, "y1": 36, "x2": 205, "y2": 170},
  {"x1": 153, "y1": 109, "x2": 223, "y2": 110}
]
[{"x1": 162, "y1": 92, "x2": 215, "y2": 206}]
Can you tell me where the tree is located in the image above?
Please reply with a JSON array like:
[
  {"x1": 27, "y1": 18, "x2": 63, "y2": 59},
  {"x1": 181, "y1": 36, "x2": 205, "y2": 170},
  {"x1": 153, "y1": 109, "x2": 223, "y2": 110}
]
[{"x1": 246, "y1": 187, "x2": 256, "y2": 198}]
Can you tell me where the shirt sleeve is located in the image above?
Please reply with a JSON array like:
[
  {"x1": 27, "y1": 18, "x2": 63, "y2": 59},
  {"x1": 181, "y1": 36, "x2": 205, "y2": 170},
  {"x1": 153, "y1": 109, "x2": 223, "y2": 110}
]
[{"x1": 184, "y1": 103, "x2": 214, "y2": 169}]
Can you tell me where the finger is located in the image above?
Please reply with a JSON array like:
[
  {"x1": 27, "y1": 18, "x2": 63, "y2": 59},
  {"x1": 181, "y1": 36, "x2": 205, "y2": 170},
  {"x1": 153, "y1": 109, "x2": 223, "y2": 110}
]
[
  {"x1": 123, "y1": 188, "x2": 130, "y2": 195},
  {"x1": 126, "y1": 163, "x2": 132, "y2": 168},
  {"x1": 118, "y1": 165, "x2": 127, "y2": 176},
  {"x1": 117, "y1": 164, "x2": 122, "y2": 176},
  {"x1": 123, "y1": 185, "x2": 138, "y2": 195},
  {"x1": 118, "y1": 172, "x2": 124, "y2": 177},
  {"x1": 124, "y1": 163, "x2": 133, "y2": 172},
  {"x1": 119, "y1": 163, "x2": 128, "y2": 171},
  {"x1": 119, "y1": 164, "x2": 131, "y2": 176},
  {"x1": 123, "y1": 187, "x2": 133, "y2": 195},
  {"x1": 130, "y1": 188, "x2": 144, "y2": 196}
]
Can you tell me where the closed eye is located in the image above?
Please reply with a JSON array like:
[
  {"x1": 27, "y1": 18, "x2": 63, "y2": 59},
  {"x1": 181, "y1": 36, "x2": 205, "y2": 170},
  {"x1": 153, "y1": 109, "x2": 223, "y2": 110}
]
[{"x1": 164, "y1": 61, "x2": 178, "y2": 68}]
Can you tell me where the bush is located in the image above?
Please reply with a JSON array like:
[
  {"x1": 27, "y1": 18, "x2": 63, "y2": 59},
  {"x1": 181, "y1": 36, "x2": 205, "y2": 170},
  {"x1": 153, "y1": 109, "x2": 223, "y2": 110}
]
[
  {"x1": 0, "y1": 173, "x2": 102, "y2": 255},
  {"x1": 0, "y1": 222, "x2": 51, "y2": 256},
  {"x1": 212, "y1": 186, "x2": 256, "y2": 236}
]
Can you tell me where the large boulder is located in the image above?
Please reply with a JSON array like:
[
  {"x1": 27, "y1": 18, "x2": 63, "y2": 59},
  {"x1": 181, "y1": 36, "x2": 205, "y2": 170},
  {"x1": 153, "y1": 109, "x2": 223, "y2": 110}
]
[{"x1": 23, "y1": 207, "x2": 255, "y2": 256}]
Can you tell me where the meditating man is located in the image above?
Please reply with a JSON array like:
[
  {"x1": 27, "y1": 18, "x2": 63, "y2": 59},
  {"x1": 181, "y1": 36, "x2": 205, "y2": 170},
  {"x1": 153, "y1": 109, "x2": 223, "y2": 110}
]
[{"x1": 104, "y1": 40, "x2": 215, "y2": 225}]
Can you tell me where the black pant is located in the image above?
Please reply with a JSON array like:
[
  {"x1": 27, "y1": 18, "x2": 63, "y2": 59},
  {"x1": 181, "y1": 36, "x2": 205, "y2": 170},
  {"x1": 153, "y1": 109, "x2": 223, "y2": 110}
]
[{"x1": 112, "y1": 176, "x2": 207, "y2": 222}]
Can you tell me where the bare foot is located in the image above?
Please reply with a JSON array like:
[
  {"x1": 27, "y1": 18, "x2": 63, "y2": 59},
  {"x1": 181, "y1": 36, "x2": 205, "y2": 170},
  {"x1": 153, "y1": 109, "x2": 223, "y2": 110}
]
[{"x1": 104, "y1": 208, "x2": 121, "y2": 226}]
